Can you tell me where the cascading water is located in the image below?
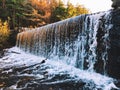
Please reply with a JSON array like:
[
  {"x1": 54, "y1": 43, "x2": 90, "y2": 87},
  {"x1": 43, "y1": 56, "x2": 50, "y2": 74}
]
[
  {"x1": 16, "y1": 10, "x2": 112, "y2": 75},
  {"x1": 1, "y1": 9, "x2": 120, "y2": 90}
]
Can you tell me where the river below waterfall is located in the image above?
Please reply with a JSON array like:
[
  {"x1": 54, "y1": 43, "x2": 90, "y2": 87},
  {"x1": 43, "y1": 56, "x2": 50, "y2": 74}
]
[{"x1": 0, "y1": 47, "x2": 119, "y2": 90}]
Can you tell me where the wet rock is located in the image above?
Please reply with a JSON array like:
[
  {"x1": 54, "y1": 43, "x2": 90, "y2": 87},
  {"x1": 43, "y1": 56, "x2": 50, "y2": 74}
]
[
  {"x1": 107, "y1": 9, "x2": 120, "y2": 79},
  {"x1": 115, "y1": 79, "x2": 120, "y2": 89},
  {"x1": 0, "y1": 50, "x2": 5, "y2": 58},
  {"x1": 111, "y1": 0, "x2": 120, "y2": 9},
  {"x1": 0, "y1": 63, "x2": 87, "y2": 90}
]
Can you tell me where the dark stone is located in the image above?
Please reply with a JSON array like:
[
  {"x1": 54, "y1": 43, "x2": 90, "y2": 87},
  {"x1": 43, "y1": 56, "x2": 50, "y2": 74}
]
[
  {"x1": 0, "y1": 50, "x2": 4, "y2": 58},
  {"x1": 111, "y1": 0, "x2": 120, "y2": 9},
  {"x1": 107, "y1": 9, "x2": 120, "y2": 79},
  {"x1": 0, "y1": 49, "x2": 6, "y2": 58}
]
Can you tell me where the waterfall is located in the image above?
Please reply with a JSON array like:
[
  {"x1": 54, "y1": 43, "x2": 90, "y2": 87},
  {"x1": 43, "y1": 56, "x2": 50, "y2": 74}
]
[{"x1": 16, "y1": 10, "x2": 113, "y2": 75}]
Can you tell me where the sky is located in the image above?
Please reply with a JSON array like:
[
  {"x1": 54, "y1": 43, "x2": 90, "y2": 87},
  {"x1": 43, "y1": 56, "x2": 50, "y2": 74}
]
[{"x1": 64, "y1": 0, "x2": 113, "y2": 13}]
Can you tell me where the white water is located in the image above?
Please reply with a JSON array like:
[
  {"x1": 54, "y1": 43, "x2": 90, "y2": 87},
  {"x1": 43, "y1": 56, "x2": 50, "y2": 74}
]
[
  {"x1": 17, "y1": 11, "x2": 112, "y2": 74},
  {"x1": 3, "y1": 10, "x2": 119, "y2": 90},
  {"x1": 0, "y1": 47, "x2": 118, "y2": 90}
]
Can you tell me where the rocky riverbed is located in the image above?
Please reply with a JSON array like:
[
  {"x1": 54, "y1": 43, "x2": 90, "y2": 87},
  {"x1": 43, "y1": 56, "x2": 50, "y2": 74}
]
[{"x1": 0, "y1": 47, "x2": 119, "y2": 90}]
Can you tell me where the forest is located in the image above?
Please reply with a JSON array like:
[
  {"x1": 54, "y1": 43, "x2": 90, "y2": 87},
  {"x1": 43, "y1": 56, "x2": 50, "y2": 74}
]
[{"x1": 0, "y1": 0, "x2": 89, "y2": 50}]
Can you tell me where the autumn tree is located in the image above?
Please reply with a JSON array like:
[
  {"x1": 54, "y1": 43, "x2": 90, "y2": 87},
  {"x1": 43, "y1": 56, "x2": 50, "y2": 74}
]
[
  {"x1": 50, "y1": 0, "x2": 67, "y2": 23},
  {"x1": 0, "y1": 19, "x2": 10, "y2": 50},
  {"x1": 0, "y1": 0, "x2": 41, "y2": 28},
  {"x1": 28, "y1": 0, "x2": 59, "y2": 25},
  {"x1": 0, "y1": 0, "x2": 89, "y2": 28},
  {"x1": 50, "y1": 0, "x2": 89, "y2": 22}
]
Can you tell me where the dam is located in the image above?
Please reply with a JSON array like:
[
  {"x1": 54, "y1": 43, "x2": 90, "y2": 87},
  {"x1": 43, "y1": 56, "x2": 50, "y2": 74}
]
[{"x1": 16, "y1": 9, "x2": 120, "y2": 79}]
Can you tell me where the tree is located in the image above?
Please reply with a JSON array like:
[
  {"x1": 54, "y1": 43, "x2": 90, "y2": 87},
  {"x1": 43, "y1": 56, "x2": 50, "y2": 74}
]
[
  {"x1": 0, "y1": 0, "x2": 89, "y2": 49},
  {"x1": 67, "y1": 2, "x2": 76, "y2": 18},
  {"x1": 0, "y1": 0, "x2": 40, "y2": 29},
  {"x1": 0, "y1": 0, "x2": 89, "y2": 28},
  {"x1": 50, "y1": 0, "x2": 89, "y2": 22},
  {"x1": 75, "y1": 5, "x2": 89, "y2": 15},
  {"x1": 0, "y1": 19, "x2": 10, "y2": 50},
  {"x1": 28, "y1": 0, "x2": 59, "y2": 25},
  {"x1": 50, "y1": 1, "x2": 67, "y2": 23}
]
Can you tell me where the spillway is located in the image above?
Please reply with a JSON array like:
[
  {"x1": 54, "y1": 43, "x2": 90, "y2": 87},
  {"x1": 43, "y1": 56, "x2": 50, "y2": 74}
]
[{"x1": 16, "y1": 9, "x2": 120, "y2": 79}]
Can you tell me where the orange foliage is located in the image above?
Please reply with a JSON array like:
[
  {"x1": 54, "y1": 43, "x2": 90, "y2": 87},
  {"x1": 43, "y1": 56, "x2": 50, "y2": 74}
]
[
  {"x1": 29, "y1": 0, "x2": 50, "y2": 16},
  {"x1": 28, "y1": 0, "x2": 58, "y2": 23}
]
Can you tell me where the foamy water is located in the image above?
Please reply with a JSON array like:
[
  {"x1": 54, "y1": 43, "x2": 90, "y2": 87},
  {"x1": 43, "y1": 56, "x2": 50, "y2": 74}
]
[{"x1": 0, "y1": 47, "x2": 118, "y2": 90}]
